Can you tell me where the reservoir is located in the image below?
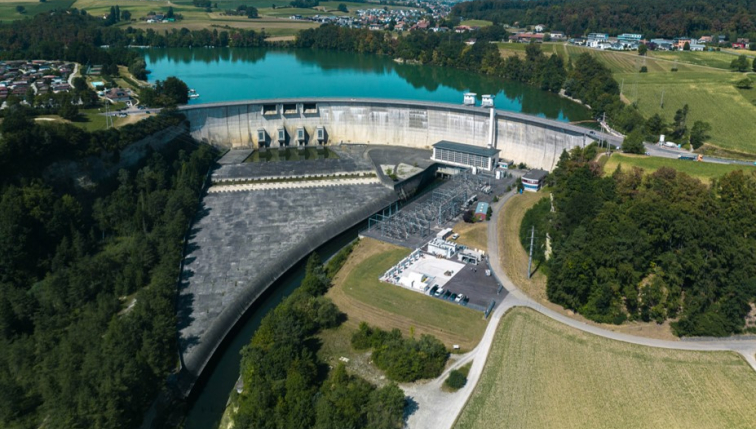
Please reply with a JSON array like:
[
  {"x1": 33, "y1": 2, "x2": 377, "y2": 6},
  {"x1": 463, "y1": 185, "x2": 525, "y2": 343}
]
[
  {"x1": 143, "y1": 48, "x2": 590, "y2": 123},
  {"x1": 144, "y1": 47, "x2": 592, "y2": 429}
]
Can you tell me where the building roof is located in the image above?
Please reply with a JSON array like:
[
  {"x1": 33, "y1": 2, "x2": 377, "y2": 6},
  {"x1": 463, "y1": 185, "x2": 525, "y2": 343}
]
[
  {"x1": 475, "y1": 201, "x2": 489, "y2": 214},
  {"x1": 523, "y1": 169, "x2": 549, "y2": 181},
  {"x1": 433, "y1": 140, "x2": 500, "y2": 157}
]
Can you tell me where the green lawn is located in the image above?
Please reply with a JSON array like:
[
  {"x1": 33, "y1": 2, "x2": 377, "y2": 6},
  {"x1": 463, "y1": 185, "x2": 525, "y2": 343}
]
[
  {"x1": 328, "y1": 239, "x2": 487, "y2": 350},
  {"x1": 455, "y1": 307, "x2": 756, "y2": 429},
  {"x1": 604, "y1": 153, "x2": 755, "y2": 183},
  {"x1": 342, "y1": 248, "x2": 486, "y2": 341}
]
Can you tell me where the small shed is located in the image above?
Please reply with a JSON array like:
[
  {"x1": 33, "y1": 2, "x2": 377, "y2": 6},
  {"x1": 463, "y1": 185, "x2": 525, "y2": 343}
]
[{"x1": 474, "y1": 202, "x2": 490, "y2": 221}]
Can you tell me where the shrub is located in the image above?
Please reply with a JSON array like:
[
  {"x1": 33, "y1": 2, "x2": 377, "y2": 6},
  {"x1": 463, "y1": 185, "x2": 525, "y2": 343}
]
[
  {"x1": 444, "y1": 369, "x2": 467, "y2": 390},
  {"x1": 639, "y1": 66, "x2": 648, "y2": 73},
  {"x1": 352, "y1": 324, "x2": 448, "y2": 382}
]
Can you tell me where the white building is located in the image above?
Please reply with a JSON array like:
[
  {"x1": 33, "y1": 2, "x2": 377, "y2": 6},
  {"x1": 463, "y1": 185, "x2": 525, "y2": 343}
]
[{"x1": 427, "y1": 238, "x2": 458, "y2": 258}]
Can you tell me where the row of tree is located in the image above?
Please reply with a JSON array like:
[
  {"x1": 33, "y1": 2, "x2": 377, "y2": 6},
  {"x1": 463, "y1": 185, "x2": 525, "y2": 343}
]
[
  {"x1": 535, "y1": 148, "x2": 756, "y2": 336},
  {"x1": 452, "y1": 0, "x2": 756, "y2": 39},
  {"x1": 234, "y1": 253, "x2": 406, "y2": 429},
  {"x1": 0, "y1": 107, "x2": 216, "y2": 428},
  {"x1": 295, "y1": 26, "x2": 641, "y2": 125}
]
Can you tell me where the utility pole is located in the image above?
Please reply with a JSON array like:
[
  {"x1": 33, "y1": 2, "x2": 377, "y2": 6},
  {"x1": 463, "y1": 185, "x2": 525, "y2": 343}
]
[{"x1": 527, "y1": 225, "x2": 535, "y2": 279}]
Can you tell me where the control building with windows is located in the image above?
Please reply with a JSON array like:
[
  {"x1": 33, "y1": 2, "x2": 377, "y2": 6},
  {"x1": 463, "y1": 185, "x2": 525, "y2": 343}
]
[
  {"x1": 522, "y1": 169, "x2": 549, "y2": 192},
  {"x1": 431, "y1": 140, "x2": 500, "y2": 172}
]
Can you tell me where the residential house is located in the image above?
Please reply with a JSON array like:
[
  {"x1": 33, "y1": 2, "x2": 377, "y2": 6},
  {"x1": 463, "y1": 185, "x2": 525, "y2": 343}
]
[
  {"x1": 534, "y1": 24, "x2": 546, "y2": 32},
  {"x1": 698, "y1": 35, "x2": 713, "y2": 44},
  {"x1": 549, "y1": 31, "x2": 566, "y2": 40},
  {"x1": 104, "y1": 87, "x2": 130, "y2": 103}
]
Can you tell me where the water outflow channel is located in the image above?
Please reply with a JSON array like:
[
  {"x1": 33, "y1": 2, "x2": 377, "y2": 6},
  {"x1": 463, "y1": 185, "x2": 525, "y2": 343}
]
[{"x1": 183, "y1": 223, "x2": 361, "y2": 429}]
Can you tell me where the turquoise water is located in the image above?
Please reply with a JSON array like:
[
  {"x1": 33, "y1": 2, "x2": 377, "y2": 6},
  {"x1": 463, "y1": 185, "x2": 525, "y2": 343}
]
[{"x1": 143, "y1": 48, "x2": 591, "y2": 122}]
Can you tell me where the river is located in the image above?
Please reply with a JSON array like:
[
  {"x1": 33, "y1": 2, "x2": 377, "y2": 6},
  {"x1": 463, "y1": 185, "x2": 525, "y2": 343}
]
[
  {"x1": 141, "y1": 47, "x2": 590, "y2": 429},
  {"x1": 143, "y1": 47, "x2": 590, "y2": 122}
]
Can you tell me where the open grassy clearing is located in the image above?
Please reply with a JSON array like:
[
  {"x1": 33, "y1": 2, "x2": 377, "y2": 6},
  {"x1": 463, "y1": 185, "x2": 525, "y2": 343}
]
[
  {"x1": 325, "y1": 237, "x2": 488, "y2": 351},
  {"x1": 496, "y1": 42, "x2": 565, "y2": 59},
  {"x1": 499, "y1": 191, "x2": 677, "y2": 339},
  {"x1": 604, "y1": 153, "x2": 756, "y2": 183},
  {"x1": 455, "y1": 307, "x2": 756, "y2": 429},
  {"x1": 451, "y1": 220, "x2": 488, "y2": 253}
]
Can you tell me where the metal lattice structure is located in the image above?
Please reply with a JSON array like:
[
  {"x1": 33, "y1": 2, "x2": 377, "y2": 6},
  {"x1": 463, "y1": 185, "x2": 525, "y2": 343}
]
[{"x1": 367, "y1": 172, "x2": 493, "y2": 242}]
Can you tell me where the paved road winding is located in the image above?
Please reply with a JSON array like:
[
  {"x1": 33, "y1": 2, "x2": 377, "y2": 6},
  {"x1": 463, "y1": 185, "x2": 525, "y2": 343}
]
[{"x1": 404, "y1": 189, "x2": 756, "y2": 429}]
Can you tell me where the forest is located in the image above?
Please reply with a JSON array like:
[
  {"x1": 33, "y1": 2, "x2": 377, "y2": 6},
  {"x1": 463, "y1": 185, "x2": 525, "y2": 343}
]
[
  {"x1": 234, "y1": 253, "x2": 407, "y2": 429},
  {"x1": 536, "y1": 148, "x2": 756, "y2": 336},
  {"x1": 452, "y1": 0, "x2": 756, "y2": 39},
  {"x1": 0, "y1": 107, "x2": 216, "y2": 428},
  {"x1": 0, "y1": 11, "x2": 266, "y2": 81}
]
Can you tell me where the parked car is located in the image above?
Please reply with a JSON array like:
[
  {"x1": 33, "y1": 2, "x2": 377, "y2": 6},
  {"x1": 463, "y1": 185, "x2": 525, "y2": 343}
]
[
  {"x1": 434, "y1": 287, "x2": 443, "y2": 297},
  {"x1": 442, "y1": 290, "x2": 451, "y2": 299},
  {"x1": 429, "y1": 285, "x2": 438, "y2": 296},
  {"x1": 449, "y1": 293, "x2": 457, "y2": 302},
  {"x1": 455, "y1": 294, "x2": 464, "y2": 303}
]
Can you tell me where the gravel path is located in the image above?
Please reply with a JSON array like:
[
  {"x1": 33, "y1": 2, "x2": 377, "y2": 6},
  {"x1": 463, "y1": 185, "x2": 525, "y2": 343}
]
[{"x1": 403, "y1": 189, "x2": 756, "y2": 429}]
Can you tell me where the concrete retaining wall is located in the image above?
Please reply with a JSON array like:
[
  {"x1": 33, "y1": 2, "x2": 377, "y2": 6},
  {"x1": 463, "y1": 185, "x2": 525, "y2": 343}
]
[{"x1": 180, "y1": 98, "x2": 621, "y2": 171}]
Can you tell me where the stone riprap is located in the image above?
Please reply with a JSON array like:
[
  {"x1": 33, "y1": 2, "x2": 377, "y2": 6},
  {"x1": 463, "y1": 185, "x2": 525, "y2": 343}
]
[{"x1": 180, "y1": 98, "x2": 621, "y2": 171}]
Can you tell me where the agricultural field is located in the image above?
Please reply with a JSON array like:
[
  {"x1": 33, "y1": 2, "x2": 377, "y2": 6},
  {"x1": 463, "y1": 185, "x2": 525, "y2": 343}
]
[
  {"x1": 459, "y1": 19, "x2": 491, "y2": 27},
  {"x1": 0, "y1": 0, "x2": 74, "y2": 22},
  {"x1": 68, "y1": 0, "x2": 319, "y2": 36},
  {"x1": 648, "y1": 50, "x2": 739, "y2": 70},
  {"x1": 560, "y1": 45, "x2": 756, "y2": 154},
  {"x1": 325, "y1": 237, "x2": 488, "y2": 351},
  {"x1": 604, "y1": 153, "x2": 756, "y2": 183},
  {"x1": 455, "y1": 307, "x2": 756, "y2": 429},
  {"x1": 496, "y1": 41, "x2": 562, "y2": 59}
]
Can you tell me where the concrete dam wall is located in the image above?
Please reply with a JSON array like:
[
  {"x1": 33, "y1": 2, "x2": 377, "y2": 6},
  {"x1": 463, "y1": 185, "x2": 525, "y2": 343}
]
[{"x1": 180, "y1": 98, "x2": 621, "y2": 171}]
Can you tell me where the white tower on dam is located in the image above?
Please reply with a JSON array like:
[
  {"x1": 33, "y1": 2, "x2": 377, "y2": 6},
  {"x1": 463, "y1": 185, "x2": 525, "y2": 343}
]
[{"x1": 179, "y1": 97, "x2": 621, "y2": 171}]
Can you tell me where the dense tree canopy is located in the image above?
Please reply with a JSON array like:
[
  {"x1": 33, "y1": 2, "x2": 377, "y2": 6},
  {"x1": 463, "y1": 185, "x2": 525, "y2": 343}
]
[
  {"x1": 452, "y1": 0, "x2": 756, "y2": 39},
  {"x1": 0, "y1": 109, "x2": 216, "y2": 428},
  {"x1": 234, "y1": 253, "x2": 406, "y2": 428},
  {"x1": 538, "y1": 149, "x2": 756, "y2": 336}
]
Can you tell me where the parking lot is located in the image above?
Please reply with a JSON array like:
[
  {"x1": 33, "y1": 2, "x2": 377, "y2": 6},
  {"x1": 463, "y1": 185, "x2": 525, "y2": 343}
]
[{"x1": 381, "y1": 249, "x2": 505, "y2": 313}]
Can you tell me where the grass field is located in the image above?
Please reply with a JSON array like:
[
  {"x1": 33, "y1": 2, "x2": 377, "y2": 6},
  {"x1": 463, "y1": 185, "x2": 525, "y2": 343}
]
[
  {"x1": 459, "y1": 19, "x2": 491, "y2": 27},
  {"x1": 499, "y1": 191, "x2": 677, "y2": 340},
  {"x1": 558, "y1": 45, "x2": 756, "y2": 154},
  {"x1": 455, "y1": 307, "x2": 756, "y2": 429},
  {"x1": 604, "y1": 153, "x2": 756, "y2": 183},
  {"x1": 325, "y1": 237, "x2": 488, "y2": 351},
  {"x1": 451, "y1": 220, "x2": 488, "y2": 253},
  {"x1": 0, "y1": 0, "x2": 74, "y2": 21}
]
